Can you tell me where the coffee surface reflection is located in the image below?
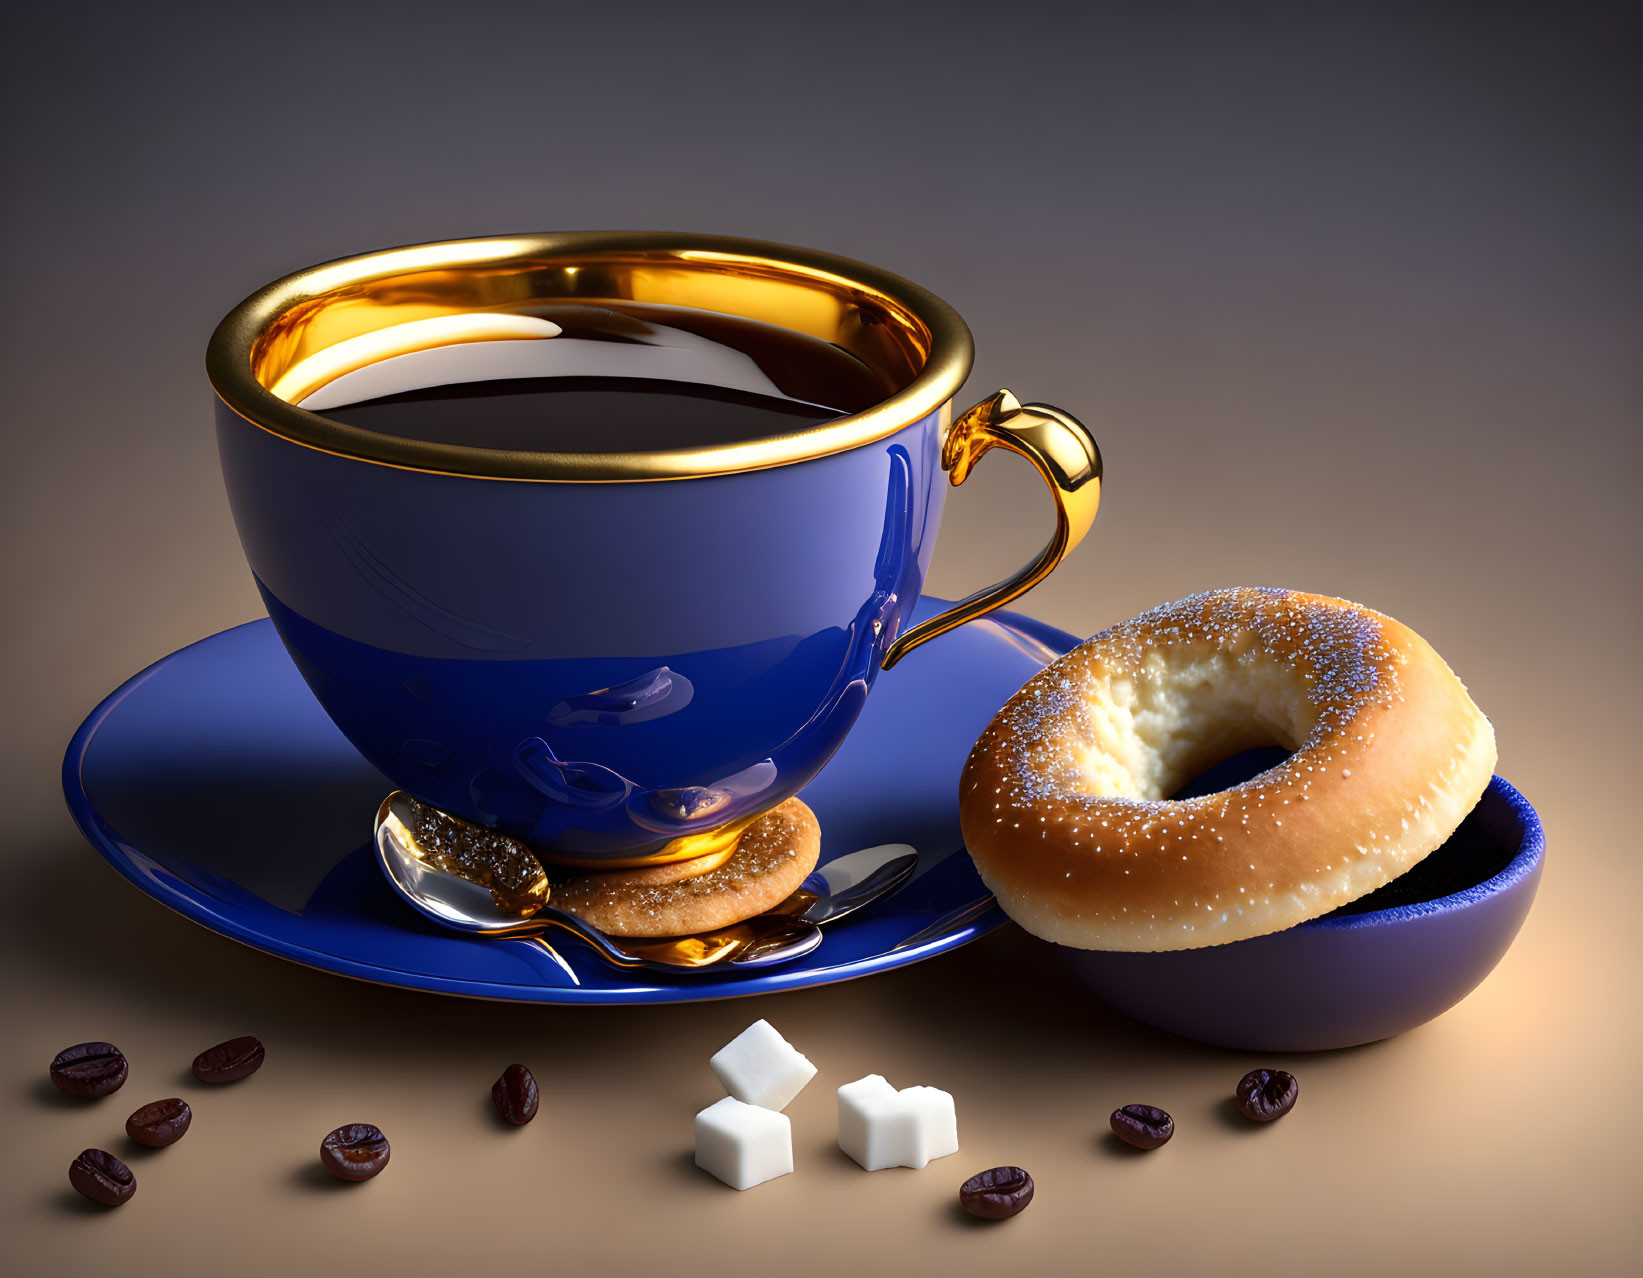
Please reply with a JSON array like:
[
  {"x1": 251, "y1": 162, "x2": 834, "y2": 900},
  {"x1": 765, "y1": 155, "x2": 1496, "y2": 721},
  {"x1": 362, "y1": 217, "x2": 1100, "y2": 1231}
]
[{"x1": 316, "y1": 301, "x2": 885, "y2": 453}]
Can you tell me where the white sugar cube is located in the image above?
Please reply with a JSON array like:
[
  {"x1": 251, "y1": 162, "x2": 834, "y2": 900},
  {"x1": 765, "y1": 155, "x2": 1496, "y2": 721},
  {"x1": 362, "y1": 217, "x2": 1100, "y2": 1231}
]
[
  {"x1": 694, "y1": 1096, "x2": 793, "y2": 1190},
  {"x1": 897, "y1": 1085, "x2": 959, "y2": 1166},
  {"x1": 837, "y1": 1074, "x2": 959, "y2": 1171},
  {"x1": 709, "y1": 1019, "x2": 817, "y2": 1112},
  {"x1": 837, "y1": 1074, "x2": 903, "y2": 1171}
]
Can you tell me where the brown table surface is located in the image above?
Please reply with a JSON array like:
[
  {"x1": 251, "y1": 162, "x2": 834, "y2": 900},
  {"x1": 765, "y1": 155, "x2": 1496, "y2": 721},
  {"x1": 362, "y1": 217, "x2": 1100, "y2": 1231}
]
[{"x1": 3, "y1": 4, "x2": 1638, "y2": 1275}]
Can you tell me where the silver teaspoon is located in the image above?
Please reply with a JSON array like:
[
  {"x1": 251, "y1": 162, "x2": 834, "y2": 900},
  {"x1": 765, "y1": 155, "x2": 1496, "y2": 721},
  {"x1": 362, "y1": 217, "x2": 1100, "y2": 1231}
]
[
  {"x1": 773, "y1": 843, "x2": 920, "y2": 925},
  {"x1": 373, "y1": 793, "x2": 822, "y2": 973}
]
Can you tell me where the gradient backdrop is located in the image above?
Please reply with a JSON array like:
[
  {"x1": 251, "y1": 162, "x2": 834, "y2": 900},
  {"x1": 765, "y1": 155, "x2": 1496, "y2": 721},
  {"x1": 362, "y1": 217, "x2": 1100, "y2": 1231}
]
[{"x1": 2, "y1": 3, "x2": 1638, "y2": 1274}]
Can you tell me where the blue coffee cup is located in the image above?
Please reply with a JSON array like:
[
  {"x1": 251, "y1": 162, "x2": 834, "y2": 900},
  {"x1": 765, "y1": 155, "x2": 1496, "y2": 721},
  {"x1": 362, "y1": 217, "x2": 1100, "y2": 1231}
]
[{"x1": 209, "y1": 233, "x2": 1102, "y2": 867}]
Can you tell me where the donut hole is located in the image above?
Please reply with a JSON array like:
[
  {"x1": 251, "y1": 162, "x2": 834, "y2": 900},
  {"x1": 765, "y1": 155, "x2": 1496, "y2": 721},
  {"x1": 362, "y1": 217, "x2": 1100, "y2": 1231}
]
[
  {"x1": 1169, "y1": 745, "x2": 1294, "y2": 800},
  {"x1": 1070, "y1": 653, "x2": 1316, "y2": 799}
]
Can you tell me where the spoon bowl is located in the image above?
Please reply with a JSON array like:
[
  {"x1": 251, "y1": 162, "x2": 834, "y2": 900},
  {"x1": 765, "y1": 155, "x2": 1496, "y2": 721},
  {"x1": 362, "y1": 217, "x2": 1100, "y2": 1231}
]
[{"x1": 776, "y1": 843, "x2": 919, "y2": 925}]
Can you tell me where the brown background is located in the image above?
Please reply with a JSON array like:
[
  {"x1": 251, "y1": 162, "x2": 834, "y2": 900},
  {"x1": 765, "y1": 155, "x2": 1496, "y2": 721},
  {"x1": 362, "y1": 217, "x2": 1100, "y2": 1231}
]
[{"x1": 2, "y1": 2, "x2": 1639, "y2": 1274}]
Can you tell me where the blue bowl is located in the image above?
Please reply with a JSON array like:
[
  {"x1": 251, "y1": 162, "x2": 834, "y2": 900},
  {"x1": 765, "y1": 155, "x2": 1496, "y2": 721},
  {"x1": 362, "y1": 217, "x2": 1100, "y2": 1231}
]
[{"x1": 1059, "y1": 770, "x2": 1543, "y2": 1051}]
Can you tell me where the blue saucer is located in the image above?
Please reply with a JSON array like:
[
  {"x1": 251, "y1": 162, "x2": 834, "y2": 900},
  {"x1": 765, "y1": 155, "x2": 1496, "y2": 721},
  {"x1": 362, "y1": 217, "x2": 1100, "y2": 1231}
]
[{"x1": 63, "y1": 599, "x2": 1076, "y2": 1005}]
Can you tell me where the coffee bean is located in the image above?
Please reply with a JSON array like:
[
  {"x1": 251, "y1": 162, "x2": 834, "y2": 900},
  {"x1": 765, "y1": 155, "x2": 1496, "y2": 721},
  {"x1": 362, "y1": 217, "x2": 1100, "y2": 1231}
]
[
  {"x1": 69, "y1": 1148, "x2": 136, "y2": 1207},
  {"x1": 125, "y1": 1098, "x2": 192, "y2": 1148},
  {"x1": 49, "y1": 1042, "x2": 128, "y2": 1098},
  {"x1": 1109, "y1": 1103, "x2": 1174, "y2": 1149},
  {"x1": 192, "y1": 1035, "x2": 265, "y2": 1084},
  {"x1": 320, "y1": 1124, "x2": 390, "y2": 1181},
  {"x1": 491, "y1": 1064, "x2": 539, "y2": 1126},
  {"x1": 958, "y1": 1166, "x2": 1034, "y2": 1220},
  {"x1": 1236, "y1": 1068, "x2": 1299, "y2": 1122}
]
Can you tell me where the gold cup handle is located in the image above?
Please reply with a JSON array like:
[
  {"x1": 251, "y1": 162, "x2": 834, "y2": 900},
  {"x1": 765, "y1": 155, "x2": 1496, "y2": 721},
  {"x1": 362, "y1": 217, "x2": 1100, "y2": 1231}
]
[{"x1": 880, "y1": 389, "x2": 1102, "y2": 670}]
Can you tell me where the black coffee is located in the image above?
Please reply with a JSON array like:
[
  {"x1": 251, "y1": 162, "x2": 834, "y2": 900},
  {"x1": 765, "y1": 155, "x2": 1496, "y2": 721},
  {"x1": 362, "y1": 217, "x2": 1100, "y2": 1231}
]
[{"x1": 318, "y1": 302, "x2": 887, "y2": 453}]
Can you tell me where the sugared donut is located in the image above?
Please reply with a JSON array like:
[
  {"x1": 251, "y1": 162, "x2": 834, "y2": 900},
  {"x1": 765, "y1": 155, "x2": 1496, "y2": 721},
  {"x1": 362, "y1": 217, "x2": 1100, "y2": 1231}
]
[{"x1": 959, "y1": 588, "x2": 1496, "y2": 951}]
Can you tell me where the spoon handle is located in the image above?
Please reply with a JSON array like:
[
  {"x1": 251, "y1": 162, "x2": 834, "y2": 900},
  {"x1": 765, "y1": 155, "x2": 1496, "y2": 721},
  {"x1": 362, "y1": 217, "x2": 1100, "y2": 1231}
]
[
  {"x1": 492, "y1": 909, "x2": 820, "y2": 973},
  {"x1": 493, "y1": 910, "x2": 663, "y2": 970}
]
